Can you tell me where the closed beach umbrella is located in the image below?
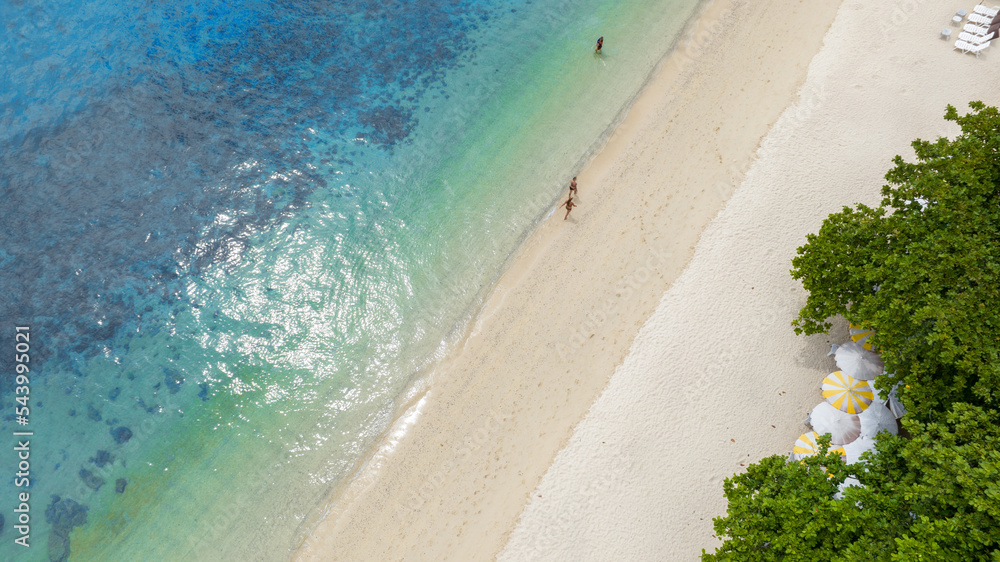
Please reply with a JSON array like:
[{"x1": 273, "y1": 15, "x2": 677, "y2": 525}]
[
  {"x1": 822, "y1": 371, "x2": 874, "y2": 414},
  {"x1": 808, "y1": 402, "x2": 862, "y2": 445},
  {"x1": 859, "y1": 401, "x2": 898, "y2": 438},
  {"x1": 848, "y1": 323, "x2": 876, "y2": 351},
  {"x1": 875, "y1": 379, "x2": 907, "y2": 419},
  {"x1": 834, "y1": 341, "x2": 884, "y2": 380},
  {"x1": 792, "y1": 431, "x2": 846, "y2": 461},
  {"x1": 842, "y1": 436, "x2": 876, "y2": 464},
  {"x1": 869, "y1": 373, "x2": 907, "y2": 417}
]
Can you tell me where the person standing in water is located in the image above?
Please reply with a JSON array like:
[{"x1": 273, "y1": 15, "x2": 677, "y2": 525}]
[
  {"x1": 569, "y1": 176, "x2": 578, "y2": 197},
  {"x1": 559, "y1": 195, "x2": 578, "y2": 220},
  {"x1": 595, "y1": 36, "x2": 603, "y2": 53}
]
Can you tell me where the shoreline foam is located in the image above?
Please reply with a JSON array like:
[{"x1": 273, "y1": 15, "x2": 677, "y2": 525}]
[{"x1": 295, "y1": 0, "x2": 845, "y2": 559}]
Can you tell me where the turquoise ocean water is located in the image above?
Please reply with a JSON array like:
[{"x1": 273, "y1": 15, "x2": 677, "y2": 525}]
[{"x1": 1, "y1": 0, "x2": 701, "y2": 559}]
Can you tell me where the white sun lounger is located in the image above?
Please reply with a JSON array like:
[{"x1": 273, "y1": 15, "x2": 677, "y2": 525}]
[
  {"x1": 969, "y1": 13, "x2": 993, "y2": 25},
  {"x1": 960, "y1": 31, "x2": 994, "y2": 44},
  {"x1": 969, "y1": 40, "x2": 991, "y2": 56},
  {"x1": 964, "y1": 23, "x2": 990, "y2": 36},
  {"x1": 956, "y1": 39, "x2": 991, "y2": 56},
  {"x1": 973, "y1": 5, "x2": 999, "y2": 18}
]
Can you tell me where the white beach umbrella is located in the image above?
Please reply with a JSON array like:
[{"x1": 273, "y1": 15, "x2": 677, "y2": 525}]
[
  {"x1": 835, "y1": 476, "x2": 863, "y2": 500},
  {"x1": 834, "y1": 341, "x2": 884, "y2": 381},
  {"x1": 808, "y1": 402, "x2": 862, "y2": 445},
  {"x1": 821, "y1": 371, "x2": 874, "y2": 414},
  {"x1": 842, "y1": 436, "x2": 876, "y2": 464},
  {"x1": 791, "y1": 431, "x2": 846, "y2": 461},
  {"x1": 858, "y1": 402, "x2": 898, "y2": 439}
]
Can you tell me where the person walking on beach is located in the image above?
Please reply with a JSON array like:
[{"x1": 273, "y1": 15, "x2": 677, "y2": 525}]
[
  {"x1": 595, "y1": 36, "x2": 603, "y2": 53},
  {"x1": 559, "y1": 195, "x2": 577, "y2": 220},
  {"x1": 569, "y1": 176, "x2": 578, "y2": 197}
]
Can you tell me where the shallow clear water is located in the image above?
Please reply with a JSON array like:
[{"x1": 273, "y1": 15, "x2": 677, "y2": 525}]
[{"x1": 1, "y1": 0, "x2": 701, "y2": 559}]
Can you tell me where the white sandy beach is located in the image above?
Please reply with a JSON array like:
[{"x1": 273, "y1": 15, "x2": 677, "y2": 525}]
[
  {"x1": 297, "y1": 0, "x2": 999, "y2": 560},
  {"x1": 500, "y1": 0, "x2": 1000, "y2": 559}
]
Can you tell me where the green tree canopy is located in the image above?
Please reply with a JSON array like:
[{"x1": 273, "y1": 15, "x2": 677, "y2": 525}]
[
  {"x1": 705, "y1": 404, "x2": 1000, "y2": 561},
  {"x1": 790, "y1": 102, "x2": 1000, "y2": 420},
  {"x1": 702, "y1": 437, "x2": 879, "y2": 561}
]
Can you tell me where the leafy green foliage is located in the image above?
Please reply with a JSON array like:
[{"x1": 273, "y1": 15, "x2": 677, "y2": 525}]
[
  {"x1": 703, "y1": 436, "x2": 875, "y2": 561},
  {"x1": 790, "y1": 102, "x2": 1000, "y2": 419},
  {"x1": 705, "y1": 405, "x2": 1000, "y2": 561},
  {"x1": 892, "y1": 404, "x2": 1000, "y2": 560}
]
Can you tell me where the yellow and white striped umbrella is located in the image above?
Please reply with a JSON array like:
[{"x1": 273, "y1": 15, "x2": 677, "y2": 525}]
[
  {"x1": 791, "y1": 431, "x2": 846, "y2": 461},
  {"x1": 848, "y1": 323, "x2": 876, "y2": 351},
  {"x1": 822, "y1": 371, "x2": 874, "y2": 414}
]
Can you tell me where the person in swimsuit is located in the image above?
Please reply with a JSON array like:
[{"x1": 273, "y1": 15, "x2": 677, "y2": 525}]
[
  {"x1": 559, "y1": 195, "x2": 577, "y2": 220},
  {"x1": 569, "y1": 176, "x2": 578, "y2": 197},
  {"x1": 595, "y1": 36, "x2": 603, "y2": 53}
]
